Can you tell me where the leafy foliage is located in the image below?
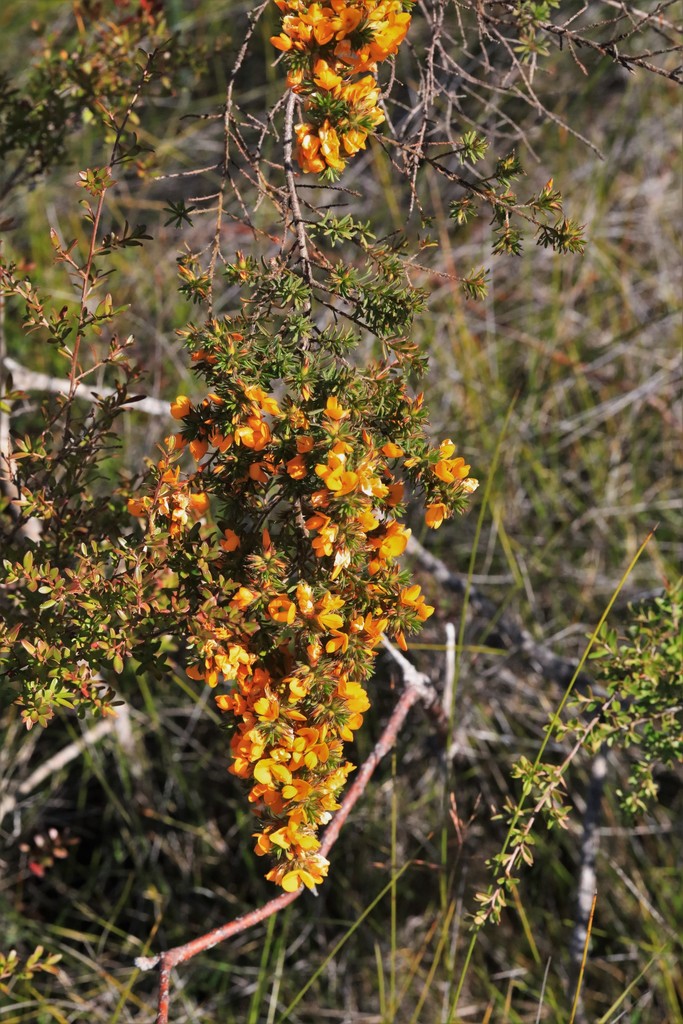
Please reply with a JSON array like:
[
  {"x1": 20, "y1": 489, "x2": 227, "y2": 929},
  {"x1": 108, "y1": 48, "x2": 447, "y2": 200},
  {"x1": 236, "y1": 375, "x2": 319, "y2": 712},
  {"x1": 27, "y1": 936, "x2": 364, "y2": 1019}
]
[{"x1": 565, "y1": 581, "x2": 683, "y2": 817}]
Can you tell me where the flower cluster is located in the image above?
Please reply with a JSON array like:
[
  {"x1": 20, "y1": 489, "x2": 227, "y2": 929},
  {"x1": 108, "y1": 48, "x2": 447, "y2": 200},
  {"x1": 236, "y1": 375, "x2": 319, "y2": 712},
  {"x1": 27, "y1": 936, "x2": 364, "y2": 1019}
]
[
  {"x1": 270, "y1": 1, "x2": 412, "y2": 176},
  {"x1": 129, "y1": 355, "x2": 476, "y2": 889}
]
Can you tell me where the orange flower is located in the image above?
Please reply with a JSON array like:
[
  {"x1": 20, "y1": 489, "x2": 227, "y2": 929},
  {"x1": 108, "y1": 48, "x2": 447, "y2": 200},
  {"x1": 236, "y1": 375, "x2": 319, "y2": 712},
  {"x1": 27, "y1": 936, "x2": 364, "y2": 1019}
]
[
  {"x1": 341, "y1": 128, "x2": 368, "y2": 156},
  {"x1": 313, "y1": 58, "x2": 342, "y2": 90},
  {"x1": 270, "y1": 854, "x2": 329, "y2": 892},
  {"x1": 220, "y1": 527, "x2": 240, "y2": 551},
  {"x1": 296, "y1": 582, "x2": 315, "y2": 616},
  {"x1": 270, "y1": 32, "x2": 292, "y2": 51},
  {"x1": 368, "y1": 519, "x2": 410, "y2": 561},
  {"x1": 318, "y1": 122, "x2": 346, "y2": 172},
  {"x1": 295, "y1": 123, "x2": 326, "y2": 174},
  {"x1": 188, "y1": 492, "x2": 209, "y2": 515},
  {"x1": 425, "y1": 503, "x2": 447, "y2": 529},
  {"x1": 433, "y1": 456, "x2": 470, "y2": 483},
  {"x1": 386, "y1": 481, "x2": 405, "y2": 506},
  {"x1": 253, "y1": 694, "x2": 280, "y2": 722},
  {"x1": 356, "y1": 508, "x2": 379, "y2": 532},
  {"x1": 249, "y1": 459, "x2": 274, "y2": 483},
  {"x1": 234, "y1": 415, "x2": 271, "y2": 451},
  {"x1": 286, "y1": 454, "x2": 308, "y2": 479},
  {"x1": 165, "y1": 432, "x2": 187, "y2": 452},
  {"x1": 254, "y1": 758, "x2": 292, "y2": 786},
  {"x1": 400, "y1": 584, "x2": 435, "y2": 621},
  {"x1": 127, "y1": 497, "x2": 149, "y2": 517},
  {"x1": 190, "y1": 437, "x2": 208, "y2": 461},
  {"x1": 296, "y1": 434, "x2": 314, "y2": 453},
  {"x1": 461, "y1": 477, "x2": 479, "y2": 494},
  {"x1": 315, "y1": 452, "x2": 358, "y2": 495},
  {"x1": 333, "y1": 5, "x2": 363, "y2": 38},
  {"x1": 244, "y1": 385, "x2": 282, "y2": 416},
  {"x1": 268, "y1": 596, "x2": 296, "y2": 624},
  {"x1": 306, "y1": 638, "x2": 322, "y2": 665},
  {"x1": 210, "y1": 430, "x2": 232, "y2": 452},
  {"x1": 231, "y1": 586, "x2": 257, "y2": 610},
  {"x1": 325, "y1": 630, "x2": 349, "y2": 654},
  {"x1": 330, "y1": 544, "x2": 350, "y2": 580},
  {"x1": 170, "y1": 395, "x2": 191, "y2": 419},
  {"x1": 394, "y1": 629, "x2": 408, "y2": 651}
]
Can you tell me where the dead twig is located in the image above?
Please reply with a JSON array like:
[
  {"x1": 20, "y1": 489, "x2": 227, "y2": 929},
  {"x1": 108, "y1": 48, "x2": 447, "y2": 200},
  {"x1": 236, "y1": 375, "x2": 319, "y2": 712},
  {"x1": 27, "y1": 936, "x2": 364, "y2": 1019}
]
[
  {"x1": 569, "y1": 746, "x2": 608, "y2": 1024},
  {"x1": 2, "y1": 356, "x2": 169, "y2": 417}
]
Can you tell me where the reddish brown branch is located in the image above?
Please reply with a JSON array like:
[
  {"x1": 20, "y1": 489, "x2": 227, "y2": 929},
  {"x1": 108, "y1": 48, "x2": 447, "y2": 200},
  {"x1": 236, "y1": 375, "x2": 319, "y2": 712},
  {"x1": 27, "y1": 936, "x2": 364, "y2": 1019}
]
[
  {"x1": 136, "y1": 675, "x2": 425, "y2": 1024},
  {"x1": 320, "y1": 683, "x2": 421, "y2": 858}
]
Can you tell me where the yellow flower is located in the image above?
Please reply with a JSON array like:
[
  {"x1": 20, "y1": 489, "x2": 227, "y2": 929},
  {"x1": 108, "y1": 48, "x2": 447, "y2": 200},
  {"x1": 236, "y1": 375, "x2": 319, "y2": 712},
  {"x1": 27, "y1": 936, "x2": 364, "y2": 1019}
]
[
  {"x1": 324, "y1": 395, "x2": 349, "y2": 421},
  {"x1": 276, "y1": 855, "x2": 329, "y2": 892},
  {"x1": 254, "y1": 758, "x2": 293, "y2": 786}
]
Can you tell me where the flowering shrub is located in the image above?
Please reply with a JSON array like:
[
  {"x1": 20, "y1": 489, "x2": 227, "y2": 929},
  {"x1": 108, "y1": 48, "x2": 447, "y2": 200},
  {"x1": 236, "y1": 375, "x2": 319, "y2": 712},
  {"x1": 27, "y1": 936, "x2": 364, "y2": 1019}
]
[
  {"x1": 0, "y1": 0, "x2": 591, "y2": 899},
  {"x1": 0, "y1": 0, "x2": 476, "y2": 896},
  {"x1": 119, "y1": 0, "x2": 481, "y2": 893},
  {"x1": 122, "y1": 0, "x2": 477, "y2": 888}
]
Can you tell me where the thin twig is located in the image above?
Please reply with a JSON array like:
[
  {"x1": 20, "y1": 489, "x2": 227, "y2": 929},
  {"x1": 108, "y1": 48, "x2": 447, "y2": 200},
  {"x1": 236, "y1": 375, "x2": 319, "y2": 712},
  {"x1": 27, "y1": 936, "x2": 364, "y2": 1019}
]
[
  {"x1": 283, "y1": 90, "x2": 313, "y2": 304},
  {"x1": 569, "y1": 747, "x2": 608, "y2": 1024},
  {"x1": 569, "y1": 891, "x2": 598, "y2": 1024},
  {"x1": 443, "y1": 621, "x2": 457, "y2": 720},
  {"x1": 2, "y1": 357, "x2": 169, "y2": 417}
]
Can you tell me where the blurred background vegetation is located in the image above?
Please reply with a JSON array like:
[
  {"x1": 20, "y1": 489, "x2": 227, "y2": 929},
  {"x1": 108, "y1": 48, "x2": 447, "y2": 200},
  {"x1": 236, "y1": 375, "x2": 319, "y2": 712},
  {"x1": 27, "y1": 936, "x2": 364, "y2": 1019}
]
[{"x1": 0, "y1": 1, "x2": 681, "y2": 1022}]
